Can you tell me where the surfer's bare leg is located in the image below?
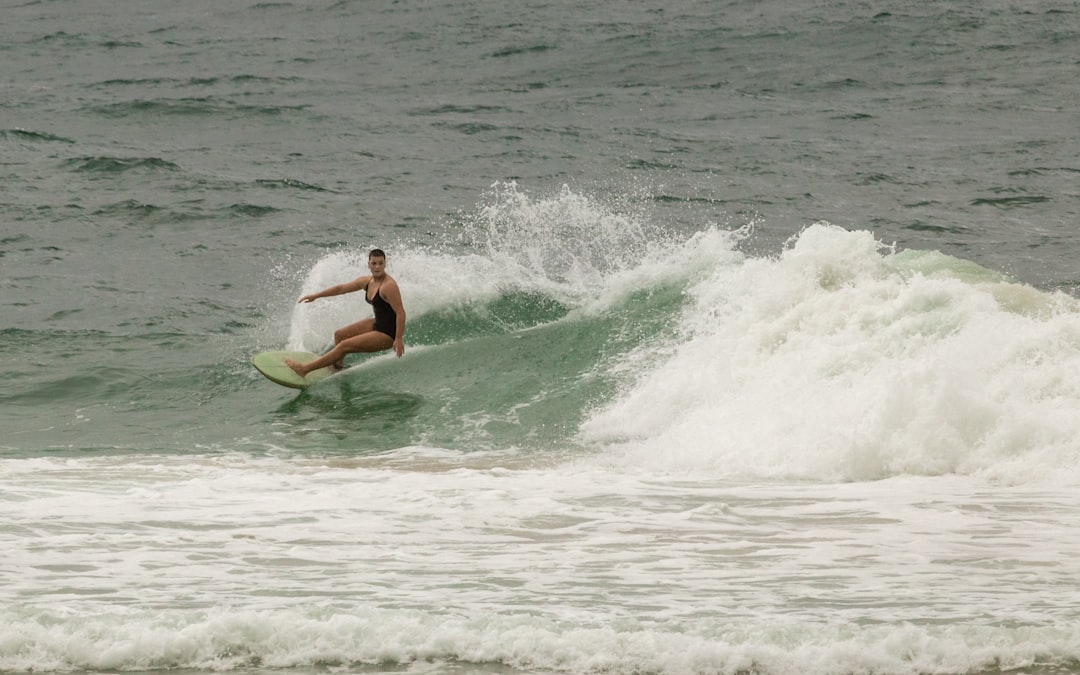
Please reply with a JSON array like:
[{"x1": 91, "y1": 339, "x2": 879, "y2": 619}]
[
  {"x1": 285, "y1": 331, "x2": 394, "y2": 378},
  {"x1": 329, "y1": 319, "x2": 375, "y2": 371},
  {"x1": 285, "y1": 348, "x2": 346, "y2": 378}
]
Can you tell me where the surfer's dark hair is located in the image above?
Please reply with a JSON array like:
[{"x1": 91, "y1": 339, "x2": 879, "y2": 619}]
[{"x1": 369, "y1": 248, "x2": 386, "y2": 259}]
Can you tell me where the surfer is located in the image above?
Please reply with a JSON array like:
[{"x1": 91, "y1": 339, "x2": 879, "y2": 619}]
[{"x1": 284, "y1": 248, "x2": 406, "y2": 378}]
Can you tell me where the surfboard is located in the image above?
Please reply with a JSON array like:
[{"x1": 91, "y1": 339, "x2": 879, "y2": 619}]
[{"x1": 251, "y1": 350, "x2": 335, "y2": 389}]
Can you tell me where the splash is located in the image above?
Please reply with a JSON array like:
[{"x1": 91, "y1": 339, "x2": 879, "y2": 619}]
[
  {"x1": 287, "y1": 183, "x2": 693, "y2": 350},
  {"x1": 458, "y1": 181, "x2": 667, "y2": 290}
]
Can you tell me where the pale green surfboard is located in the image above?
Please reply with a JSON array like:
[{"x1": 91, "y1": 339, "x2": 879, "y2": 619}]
[{"x1": 251, "y1": 351, "x2": 334, "y2": 389}]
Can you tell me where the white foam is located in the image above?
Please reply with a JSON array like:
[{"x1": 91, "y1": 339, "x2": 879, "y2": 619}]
[
  {"x1": 4, "y1": 455, "x2": 1080, "y2": 674},
  {"x1": 5, "y1": 605, "x2": 1078, "y2": 674},
  {"x1": 582, "y1": 223, "x2": 1080, "y2": 484}
]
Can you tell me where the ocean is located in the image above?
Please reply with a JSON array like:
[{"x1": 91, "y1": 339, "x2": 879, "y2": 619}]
[{"x1": 3, "y1": 0, "x2": 1080, "y2": 673}]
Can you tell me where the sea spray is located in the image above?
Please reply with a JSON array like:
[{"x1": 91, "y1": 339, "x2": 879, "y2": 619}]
[
  {"x1": 287, "y1": 183, "x2": 689, "y2": 351},
  {"x1": 462, "y1": 182, "x2": 664, "y2": 286}
]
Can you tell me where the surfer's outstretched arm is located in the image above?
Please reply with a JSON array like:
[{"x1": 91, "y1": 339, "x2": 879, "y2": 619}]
[{"x1": 298, "y1": 275, "x2": 370, "y2": 303}]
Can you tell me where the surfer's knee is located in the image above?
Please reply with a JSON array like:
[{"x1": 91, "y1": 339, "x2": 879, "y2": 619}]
[{"x1": 334, "y1": 325, "x2": 357, "y2": 343}]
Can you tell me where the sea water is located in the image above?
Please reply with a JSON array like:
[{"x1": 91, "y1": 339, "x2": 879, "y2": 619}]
[{"x1": 3, "y1": 1, "x2": 1080, "y2": 674}]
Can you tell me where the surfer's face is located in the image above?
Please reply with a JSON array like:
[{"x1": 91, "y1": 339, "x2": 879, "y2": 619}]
[{"x1": 368, "y1": 255, "x2": 386, "y2": 277}]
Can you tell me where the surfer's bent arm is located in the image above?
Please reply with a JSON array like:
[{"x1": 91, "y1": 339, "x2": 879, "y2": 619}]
[{"x1": 297, "y1": 276, "x2": 369, "y2": 304}]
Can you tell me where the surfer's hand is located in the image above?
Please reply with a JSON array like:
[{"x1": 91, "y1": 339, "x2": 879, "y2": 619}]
[
  {"x1": 393, "y1": 339, "x2": 404, "y2": 358},
  {"x1": 298, "y1": 294, "x2": 317, "y2": 303}
]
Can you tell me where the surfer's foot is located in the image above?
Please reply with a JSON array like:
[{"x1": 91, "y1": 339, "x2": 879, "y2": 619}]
[
  {"x1": 329, "y1": 360, "x2": 345, "y2": 373},
  {"x1": 284, "y1": 359, "x2": 308, "y2": 377}
]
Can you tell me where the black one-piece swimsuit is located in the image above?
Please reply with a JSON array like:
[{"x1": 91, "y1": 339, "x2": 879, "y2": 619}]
[{"x1": 365, "y1": 281, "x2": 397, "y2": 339}]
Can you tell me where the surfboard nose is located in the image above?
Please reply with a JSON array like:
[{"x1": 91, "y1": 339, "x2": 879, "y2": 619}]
[{"x1": 252, "y1": 351, "x2": 332, "y2": 389}]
